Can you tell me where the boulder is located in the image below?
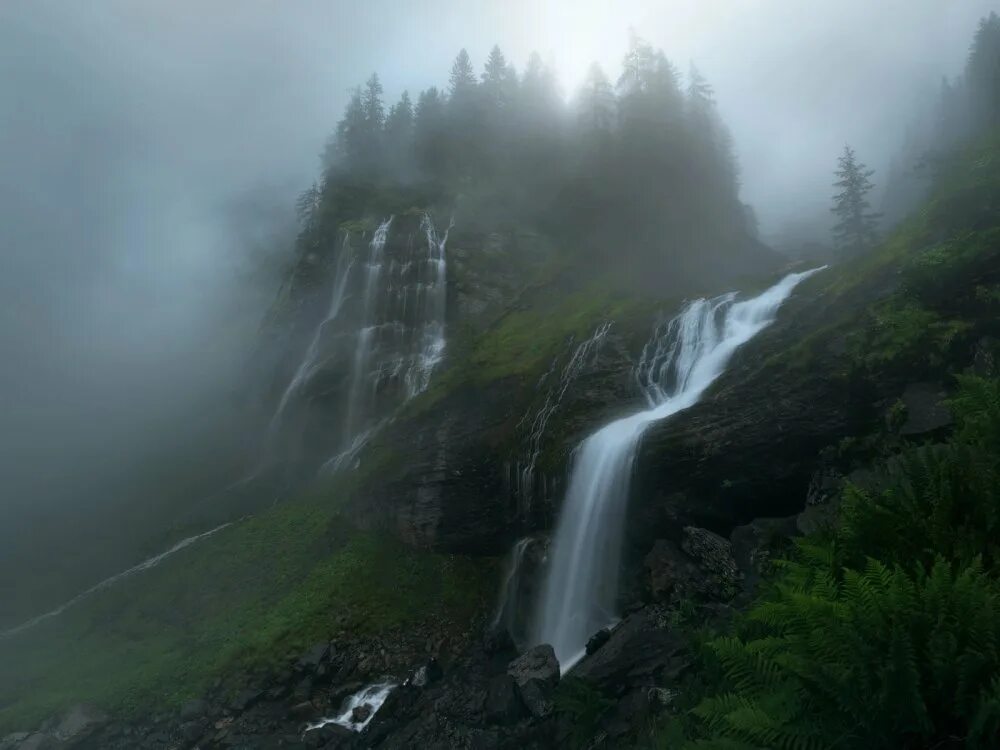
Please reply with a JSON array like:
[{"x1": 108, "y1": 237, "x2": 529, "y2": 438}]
[
  {"x1": 483, "y1": 674, "x2": 524, "y2": 725},
  {"x1": 574, "y1": 609, "x2": 688, "y2": 690},
  {"x1": 507, "y1": 644, "x2": 559, "y2": 689},
  {"x1": 644, "y1": 527, "x2": 743, "y2": 605},
  {"x1": 585, "y1": 628, "x2": 611, "y2": 656},
  {"x1": 296, "y1": 641, "x2": 332, "y2": 673},
  {"x1": 517, "y1": 679, "x2": 554, "y2": 718},
  {"x1": 351, "y1": 703, "x2": 373, "y2": 724},
  {"x1": 681, "y1": 527, "x2": 741, "y2": 597}
]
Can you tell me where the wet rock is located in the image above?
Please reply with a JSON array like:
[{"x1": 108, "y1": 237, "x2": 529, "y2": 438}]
[
  {"x1": 575, "y1": 610, "x2": 688, "y2": 690},
  {"x1": 424, "y1": 657, "x2": 444, "y2": 684},
  {"x1": 297, "y1": 642, "x2": 332, "y2": 673},
  {"x1": 483, "y1": 674, "x2": 524, "y2": 725},
  {"x1": 351, "y1": 703, "x2": 373, "y2": 723},
  {"x1": 517, "y1": 679, "x2": 554, "y2": 719},
  {"x1": 507, "y1": 644, "x2": 559, "y2": 689},
  {"x1": 329, "y1": 681, "x2": 364, "y2": 706},
  {"x1": 681, "y1": 527, "x2": 741, "y2": 595},
  {"x1": 586, "y1": 628, "x2": 611, "y2": 656},
  {"x1": 899, "y1": 382, "x2": 952, "y2": 436}
]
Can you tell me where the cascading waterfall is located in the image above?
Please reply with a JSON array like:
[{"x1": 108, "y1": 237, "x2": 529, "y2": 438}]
[
  {"x1": 513, "y1": 322, "x2": 612, "y2": 507},
  {"x1": 342, "y1": 217, "x2": 394, "y2": 443},
  {"x1": 330, "y1": 212, "x2": 451, "y2": 468},
  {"x1": 403, "y1": 214, "x2": 451, "y2": 397},
  {"x1": 532, "y1": 268, "x2": 823, "y2": 668},
  {"x1": 492, "y1": 536, "x2": 534, "y2": 635},
  {"x1": 270, "y1": 231, "x2": 355, "y2": 432}
]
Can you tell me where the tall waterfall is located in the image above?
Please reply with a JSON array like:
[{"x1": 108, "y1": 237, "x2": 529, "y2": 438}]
[
  {"x1": 532, "y1": 269, "x2": 823, "y2": 668},
  {"x1": 270, "y1": 232, "x2": 355, "y2": 432}
]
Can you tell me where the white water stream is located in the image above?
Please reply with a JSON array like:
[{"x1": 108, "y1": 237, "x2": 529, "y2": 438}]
[
  {"x1": 305, "y1": 681, "x2": 396, "y2": 734},
  {"x1": 532, "y1": 269, "x2": 823, "y2": 668}
]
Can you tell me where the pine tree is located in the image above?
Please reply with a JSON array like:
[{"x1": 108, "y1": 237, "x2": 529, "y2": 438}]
[
  {"x1": 577, "y1": 63, "x2": 615, "y2": 133},
  {"x1": 687, "y1": 64, "x2": 715, "y2": 111},
  {"x1": 449, "y1": 49, "x2": 477, "y2": 99},
  {"x1": 832, "y1": 145, "x2": 881, "y2": 256},
  {"x1": 413, "y1": 87, "x2": 447, "y2": 177},
  {"x1": 617, "y1": 29, "x2": 656, "y2": 95},
  {"x1": 966, "y1": 12, "x2": 1000, "y2": 129},
  {"x1": 384, "y1": 91, "x2": 414, "y2": 172},
  {"x1": 362, "y1": 73, "x2": 385, "y2": 131},
  {"x1": 385, "y1": 91, "x2": 414, "y2": 139},
  {"x1": 481, "y1": 45, "x2": 509, "y2": 109},
  {"x1": 332, "y1": 87, "x2": 366, "y2": 168}
]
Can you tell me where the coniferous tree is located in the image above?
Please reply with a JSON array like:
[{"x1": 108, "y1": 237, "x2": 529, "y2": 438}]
[
  {"x1": 832, "y1": 145, "x2": 881, "y2": 256},
  {"x1": 413, "y1": 87, "x2": 447, "y2": 178},
  {"x1": 577, "y1": 63, "x2": 616, "y2": 134},
  {"x1": 966, "y1": 12, "x2": 1000, "y2": 129},
  {"x1": 384, "y1": 91, "x2": 414, "y2": 174},
  {"x1": 449, "y1": 49, "x2": 477, "y2": 99},
  {"x1": 481, "y1": 45, "x2": 509, "y2": 110},
  {"x1": 362, "y1": 73, "x2": 386, "y2": 131},
  {"x1": 332, "y1": 87, "x2": 366, "y2": 170}
]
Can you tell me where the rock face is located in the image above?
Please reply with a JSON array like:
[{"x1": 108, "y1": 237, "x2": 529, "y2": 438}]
[
  {"x1": 507, "y1": 645, "x2": 560, "y2": 689},
  {"x1": 630, "y1": 276, "x2": 873, "y2": 551},
  {"x1": 645, "y1": 527, "x2": 741, "y2": 604},
  {"x1": 574, "y1": 610, "x2": 689, "y2": 690}
]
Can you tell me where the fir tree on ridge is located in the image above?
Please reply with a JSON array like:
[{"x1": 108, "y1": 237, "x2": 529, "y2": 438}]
[{"x1": 832, "y1": 145, "x2": 881, "y2": 256}]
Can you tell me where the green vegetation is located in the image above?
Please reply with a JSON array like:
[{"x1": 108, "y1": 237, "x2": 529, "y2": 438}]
[
  {"x1": 651, "y1": 376, "x2": 1000, "y2": 749},
  {"x1": 0, "y1": 483, "x2": 496, "y2": 733},
  {"x1": 768, "y1": 133, "x2": 1000, "y2": 378},
  {"x1": 555, "y1": 677, "x2": 616, "y2": 747}
]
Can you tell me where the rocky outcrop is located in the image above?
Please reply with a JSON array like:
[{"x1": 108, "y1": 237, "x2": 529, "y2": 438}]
[{"x1": 645, "y1": 526, "x2": 742, "y2": 605}]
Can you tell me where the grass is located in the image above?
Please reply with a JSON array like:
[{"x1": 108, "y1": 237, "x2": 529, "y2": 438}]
[{"x1": 0, "y1": 485, "x2": 496, "y2": 733}]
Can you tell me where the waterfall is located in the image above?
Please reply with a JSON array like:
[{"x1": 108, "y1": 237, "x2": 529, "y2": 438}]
[
  {"x1": 270, "y1": 232, "x2": 354, "y2": 431},
  {"x1": 267, "y1": 212, "x2": 451, "y2": 472},
  {"x1": 403, "y1": 214, "x2": 451, "y2": 397},
  {"x1": 532, "y1": 269, "x2": 824, "y2": 668},
  {"x1": 492, "y1": 537, "x2": 534, "y2": 638},
  {"x1": 1, "y1": 521, "x2": 236, "y2": 639},
  {"x1": 342, "y1": 217, "x2": 394, "y2": 443},
  {"x1": 514, "y1": 322, "x2": 612, "y2": 508}
]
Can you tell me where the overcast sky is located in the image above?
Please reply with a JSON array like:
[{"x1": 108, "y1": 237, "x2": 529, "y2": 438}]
[{"x1": 0, "y1": 0, "x2": 995, "y2": 551}]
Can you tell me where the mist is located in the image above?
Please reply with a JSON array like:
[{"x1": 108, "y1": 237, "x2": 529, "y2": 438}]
[{"x1": 1, "y1": 0, "x2": 994, "y2": 619}]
